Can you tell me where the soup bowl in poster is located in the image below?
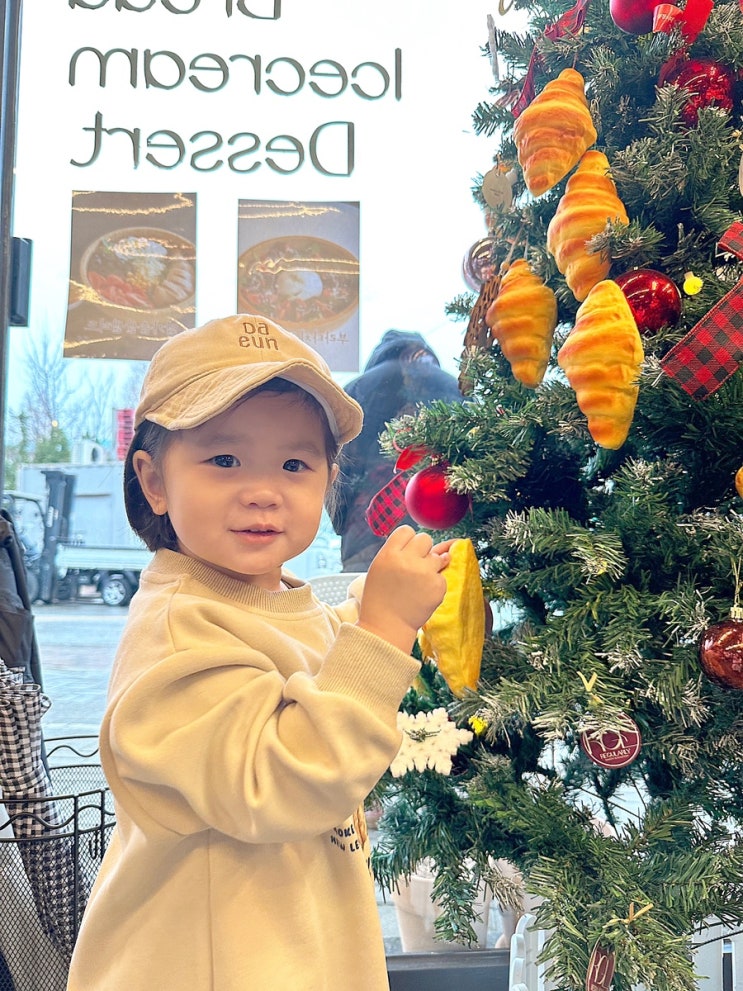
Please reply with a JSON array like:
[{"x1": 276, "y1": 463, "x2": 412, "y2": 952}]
[
  {"x1": 237, "y1": 236, "x2": 359, "y2": 334},
  {"x1": 76, "y1": 227, "x2": 196, "y2": 316}
]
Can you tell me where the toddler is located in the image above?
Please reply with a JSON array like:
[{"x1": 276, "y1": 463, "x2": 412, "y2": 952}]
[{"x1": 66, "y1": 314, "x2": 452, "y2": 991}]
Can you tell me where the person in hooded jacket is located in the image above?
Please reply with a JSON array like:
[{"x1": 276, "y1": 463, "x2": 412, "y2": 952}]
[{"x1": 328, "y1": 330, "x2": 462, "y2": 572}]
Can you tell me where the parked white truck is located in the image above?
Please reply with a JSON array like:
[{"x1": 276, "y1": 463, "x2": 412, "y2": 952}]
[{"x1": 10, "y1": 459, "x2": 152, "y2": 606}]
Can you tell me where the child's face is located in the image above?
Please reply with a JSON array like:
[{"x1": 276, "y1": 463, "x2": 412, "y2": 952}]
[{"x1": 135, "y1": 390, "x2": 337, "y2": 589}]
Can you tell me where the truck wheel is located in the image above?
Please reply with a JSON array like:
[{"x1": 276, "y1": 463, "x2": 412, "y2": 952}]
[
  {"x1": 100, "y1": 573, "x2": 132, "y2": 607},
  {"x1": 55, "y1": 575, "x2": 74, "y2": 601}
]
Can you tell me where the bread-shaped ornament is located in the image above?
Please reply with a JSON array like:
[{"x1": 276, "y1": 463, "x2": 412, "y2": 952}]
[
  {"x1": 485, "y1": 259, "x2": 558, "y2": 388},
  {"x1": 557, "y1": 279, "x2": 644, "y2": 450},
  {"x1": 547, "y1": 150, "x2": 629, "y2": 302},
  {"x1": 513, "y1": 68, "x2": 598, "y2": 198},
  {"x1": 418, "y1": 538, "x2": 485, "y2": 697}
]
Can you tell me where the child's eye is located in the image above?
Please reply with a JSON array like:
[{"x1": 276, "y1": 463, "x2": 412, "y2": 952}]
[
  {"x1": 211, "y1": 454, "x2": 239, "y2": 468},
  {"x1": 283, "y1": 459, "x2": 308, "y2": 473}
]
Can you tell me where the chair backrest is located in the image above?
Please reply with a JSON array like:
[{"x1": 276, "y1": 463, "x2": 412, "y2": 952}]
[{"x1": 309, "y1": 573, "x2": 364, "y2": 606}]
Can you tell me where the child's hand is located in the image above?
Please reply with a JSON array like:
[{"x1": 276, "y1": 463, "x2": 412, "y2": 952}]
[{"x1": 357, "y1": 525, "x2": 456, "y2": 654}]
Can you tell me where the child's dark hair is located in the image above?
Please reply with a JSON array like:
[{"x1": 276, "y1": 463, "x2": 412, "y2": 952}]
[{"x1": 124, "y1": 378, "x2": 342, "y2": 552}]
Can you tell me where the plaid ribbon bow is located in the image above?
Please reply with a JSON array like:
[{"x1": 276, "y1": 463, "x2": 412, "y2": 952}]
[
  {"x1": 364, "y1": 446, "x2": 428, "y2": 538},
  {"x1": 660, "y1": 221, "x2": 743, "y2": 399},
  {"x1": 365, "y1": 472, "x2": 411, "y2": 537}
]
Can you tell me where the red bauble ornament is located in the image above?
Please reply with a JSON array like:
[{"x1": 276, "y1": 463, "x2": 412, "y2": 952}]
[
  {"x1": 661, "y1": 57, "x2": 735, "y2": 127},
  {"x1": 614, "y1": 268, "x2": 682, "y2": 334},
  {"x1": 404, "y1": 463, "x2": 470, "y2": 530},
  {"x1": 609, "y1": 0, "x2": 659, "y2": 34},
  {"x1": 699, "y1": 606, "x2": 743, "y2": 689}
]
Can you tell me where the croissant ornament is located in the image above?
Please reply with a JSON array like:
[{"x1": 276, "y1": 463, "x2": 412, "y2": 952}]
[
  {"x1": 557, "y1": 279, "x2": 644, "y2": 450},
  {"x1": 547, "y1": 150, "x2": 630, "y2": 302},
  {"x1": 485, "y1": 259, "x2": 558, "y2": 388},
  {"x1": 513, "y1": 68, "x2": 598, "y2": 198}
]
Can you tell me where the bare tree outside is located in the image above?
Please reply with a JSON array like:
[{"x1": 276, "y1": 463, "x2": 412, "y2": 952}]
[
  {"x1": 4, "y1": 338, "x2": 149, "y2": 484},
  {"x1": 119, "y1": 362, "x2": 148, "y2": 413},
  {"x1": 20, "y1": 335, "x2": 78, "y2": 447},
  {"x1": 73, "y1": 366, "x2": 121, "y2": 443}
]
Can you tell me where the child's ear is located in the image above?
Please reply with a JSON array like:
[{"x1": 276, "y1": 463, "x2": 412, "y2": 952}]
[
  {"x1": 328, "y1": 462, "x2": 340, "y2": 488},
  {"x1": 133, "y1": 451, "x2": 168, "y2": 516}
]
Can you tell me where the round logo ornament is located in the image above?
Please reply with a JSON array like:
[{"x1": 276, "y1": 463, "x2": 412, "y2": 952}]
[
  {"x1": 481, "y1": 166, "x2": 516, "y2": 211},
  {"x1": 580, "y1": 715, "x2": 642, "y2": 769},
  {"x1": 586, "y1": 941, "x2": 616, "y2": 991}
]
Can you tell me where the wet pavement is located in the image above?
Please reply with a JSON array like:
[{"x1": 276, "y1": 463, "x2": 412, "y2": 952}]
[{"x1": 33, "y1": 599, "x2": 124, "y2": 739}]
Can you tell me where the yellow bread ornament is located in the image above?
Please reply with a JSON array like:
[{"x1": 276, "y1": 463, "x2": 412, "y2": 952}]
[
  {"x1": 513, "y1": 68, "x2": 598, "y2": 198},
  {"x1": 557, "y1": 279, "x2": 644, "y2": 450},
  {"x1": 735, "y1": 466, "x2": 743, "y2": 498},
  {"x1": 546, "y1": 150, "x2": 629, "y2": 302},
  {"x1": 485, "y1": 258, "x2": 558, "y2": 388},
  {"x1": 418, "y1": 538, "x2": 485, "y2": 697}
]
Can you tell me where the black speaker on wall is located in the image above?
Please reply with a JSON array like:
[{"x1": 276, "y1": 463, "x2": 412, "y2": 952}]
[{"x1": 10, "y1": 236, "x2": 32, "y2": 326}]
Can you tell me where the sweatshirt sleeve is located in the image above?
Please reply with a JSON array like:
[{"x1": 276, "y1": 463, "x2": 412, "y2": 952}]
[{"x1": 103, "y1": 595, "x2": 418, "y2": 844}]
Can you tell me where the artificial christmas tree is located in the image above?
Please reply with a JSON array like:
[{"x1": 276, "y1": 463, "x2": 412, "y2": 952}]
[{"x1": 370, "y1": 1, "x2": 743, "y2": 989}]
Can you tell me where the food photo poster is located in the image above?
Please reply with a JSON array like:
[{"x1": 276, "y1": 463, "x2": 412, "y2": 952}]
[
  {"x1": 237, "y1": 200, "x2": 359, "y2": 370},
  {"x1": 65, "y1": 191, "x2": 197, "y2": 360}
]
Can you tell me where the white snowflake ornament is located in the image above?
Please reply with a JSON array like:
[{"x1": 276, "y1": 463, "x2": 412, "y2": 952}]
[{"x1": 390, "y1": 708, "x2": 474, "y2": 777}]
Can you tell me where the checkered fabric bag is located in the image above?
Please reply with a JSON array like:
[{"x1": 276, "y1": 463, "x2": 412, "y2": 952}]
[
  {"x1": 660, "y1": 222, "x2": 743, "y2": 399},
  {"x1": 0, "y1": 664, "x2": 47, "y2": 791},
  {"x1": 0, "y1": 661, "x2": 88, "y2": 963}
]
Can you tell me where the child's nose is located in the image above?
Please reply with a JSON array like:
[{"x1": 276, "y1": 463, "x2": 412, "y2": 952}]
[{"x1": 237, "y1": 477, "x2": 280, "y2": 507}]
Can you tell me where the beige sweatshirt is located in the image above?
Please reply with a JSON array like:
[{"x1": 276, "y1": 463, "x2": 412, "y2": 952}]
[{"x1": 67, "y1": 550, "x2": 418, "y2": 991}]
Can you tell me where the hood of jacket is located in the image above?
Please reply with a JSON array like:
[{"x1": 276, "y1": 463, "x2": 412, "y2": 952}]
[{"x1": 363, "y1": 330, "x2": 440, "y2": 371}]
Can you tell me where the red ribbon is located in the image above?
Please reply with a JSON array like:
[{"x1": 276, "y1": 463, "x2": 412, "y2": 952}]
[
  {"x1": 652, "y1": 0, "x2": 714, "y2": 43},
  {"x1": 508, "y1": 0, "x2": 592, "y2": 118},
  {"x1": 394, "y1": 446, "x2": 426, "y2": 472},
  {"x1": 660, "y1": 222, "x2": 743, "y2": 399}
]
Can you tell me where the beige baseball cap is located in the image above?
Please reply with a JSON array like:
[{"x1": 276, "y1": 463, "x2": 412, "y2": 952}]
[{"x1": 134, "y1": 313, "x2": 363, "y2": 444}]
